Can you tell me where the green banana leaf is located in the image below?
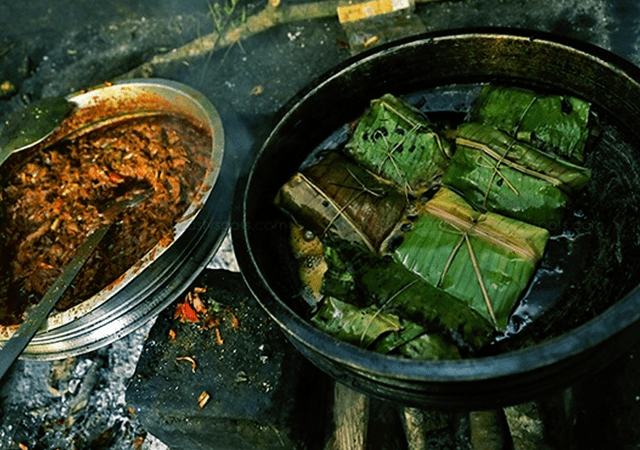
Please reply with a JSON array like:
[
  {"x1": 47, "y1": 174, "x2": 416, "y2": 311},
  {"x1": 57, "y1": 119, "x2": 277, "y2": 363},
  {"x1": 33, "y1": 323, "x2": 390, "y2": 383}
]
[
  {"x1": 321, "y1": 243, "x2": 359, "y2": 305},
  {"x1": 371, "y1": 320, "x2": 461, "y2": 359},
  {"x1": 394, "y1": 188, "x2": 549, "y2": 330},
  {"x1": 442, "y1": 123, "x2": 592, "y2": 228},
  {"x1": 344, "y1": 93, "x2": 452, "y2": 193},
  {"x1": 394, "y1": 333, "x2": 461, "y2": 360},
  {"x1": 469, "y1": 84, "x2": 591, "y2": 163},
  {"x1": 311, "y1": 296, "x2": 403, "y2": 347},
  {"x1": 275, "y1": 152, "x2": 407, "y2": 252},
  {"x1": 311, "y1": 297, "x2": 461, "y2": 360},
  {"x1": 321, "y1": 239, "x2": 496, "y2": 352}
]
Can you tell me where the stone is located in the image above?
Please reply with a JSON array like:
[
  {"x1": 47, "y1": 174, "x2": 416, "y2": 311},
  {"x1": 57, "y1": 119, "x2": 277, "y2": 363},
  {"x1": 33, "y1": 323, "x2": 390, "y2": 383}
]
[{"x1": 126, "y1": 269, "x2": 331, "y2": 450}]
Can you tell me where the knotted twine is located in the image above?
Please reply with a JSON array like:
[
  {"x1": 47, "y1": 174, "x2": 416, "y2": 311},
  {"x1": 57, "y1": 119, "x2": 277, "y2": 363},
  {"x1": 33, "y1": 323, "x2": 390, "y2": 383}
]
[{"x1": 436, "y1": 216, "x2": 500, "y2": 331}]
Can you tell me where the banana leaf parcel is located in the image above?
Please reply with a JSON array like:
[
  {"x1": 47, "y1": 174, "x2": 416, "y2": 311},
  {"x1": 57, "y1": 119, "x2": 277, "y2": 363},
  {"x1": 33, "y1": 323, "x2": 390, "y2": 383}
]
[
  {"x1": 344, "y1": 93, "x2": 453, "y2": 194},
  {"x1": 393, "y1": 188, "x2": 550, "y2": 331},
  {"x1": 442, "y1": 123, "x2": 592, "y2": 228},
  {"x1": 311, "y1": 297, "x2": 461, "y2": 360},
  {"x1": 275, "y1": 152, "x2": 407, "y2": 252},
  {"x1": 468, "y1": 84, "x2": 592, "y2": 163},
  {"x1": 320, "y1": 239, "x2": 496, "y2": 352}
]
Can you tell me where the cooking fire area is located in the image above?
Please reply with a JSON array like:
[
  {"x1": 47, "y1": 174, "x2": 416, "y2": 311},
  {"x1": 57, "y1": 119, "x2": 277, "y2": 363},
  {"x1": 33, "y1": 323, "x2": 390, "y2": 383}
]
[{"x1": 3, "y1": 1, "x2": 640, "y2": 449}]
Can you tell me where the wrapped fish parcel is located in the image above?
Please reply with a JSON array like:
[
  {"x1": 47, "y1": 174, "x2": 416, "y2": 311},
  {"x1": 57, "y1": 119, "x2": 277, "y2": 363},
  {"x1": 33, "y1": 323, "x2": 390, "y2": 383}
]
[
  {"x1": 468, "y1": 84, "x2": 592, "y2": 163},
  {"x1": 275, "y1": 151, "x2": 407, "y2": 252},
  {"x1": 393, "y1": 188, "x2": 550, "y2": 331},
  {"x1": 274, "y1": 87, "x2": 593, "y2": 360},
  {"x1": 442, "y1": 123, "x2": 591, "y2": 228},
  {"x1": 344, "y1": 93, "x2": 453, "y2": 194},
  {"x1": 318, "y1": 238, "x2": 496, "y2": 353},
  {"x1": 311, "y1": 296, "x2": 462, "y2": 360}
]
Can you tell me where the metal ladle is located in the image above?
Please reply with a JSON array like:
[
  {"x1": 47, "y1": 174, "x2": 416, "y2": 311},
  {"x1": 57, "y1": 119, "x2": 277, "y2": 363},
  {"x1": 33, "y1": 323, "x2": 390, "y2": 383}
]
[{"x1": 0, "y1": 97, "x2": 73, "y2": 167}]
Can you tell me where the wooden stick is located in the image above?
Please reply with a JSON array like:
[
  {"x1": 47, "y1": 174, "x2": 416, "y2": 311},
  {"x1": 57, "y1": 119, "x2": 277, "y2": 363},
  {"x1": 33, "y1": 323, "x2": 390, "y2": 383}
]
[
  {"x1": 469, "y1": 409, "x2": 513, "y2": 450},
  {"x1": 326, "y1": 382, "x2": 369, "y2": 450},
  {"x1": 116, "y1": 0, "x2": 451, "y2": 80},
  {"x1": 117, "y1": 0, "x2": 342, "y2": 79},
  {"x1": 402, "y1": 407, "x2": 452, "y2": 450}
]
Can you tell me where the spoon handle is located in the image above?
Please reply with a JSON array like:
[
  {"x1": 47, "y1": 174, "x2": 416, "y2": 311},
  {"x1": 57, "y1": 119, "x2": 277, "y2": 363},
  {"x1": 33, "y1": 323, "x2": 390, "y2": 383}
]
[
  {"x1": 0, "y1": 189, "x2": 152, "y2": 380},
  {"x1": 0, "y1": 97, "x2": 73, "y2": 166},
  {"x1": 0, "y1": 224, "x2": 110, "y2": 380}
]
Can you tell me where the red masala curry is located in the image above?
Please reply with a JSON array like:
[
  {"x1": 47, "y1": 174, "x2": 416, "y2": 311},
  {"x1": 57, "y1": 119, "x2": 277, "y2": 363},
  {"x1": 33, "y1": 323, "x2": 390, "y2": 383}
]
[{"x1": 0, "y1": 114, "x2": 211, "y2": 326}]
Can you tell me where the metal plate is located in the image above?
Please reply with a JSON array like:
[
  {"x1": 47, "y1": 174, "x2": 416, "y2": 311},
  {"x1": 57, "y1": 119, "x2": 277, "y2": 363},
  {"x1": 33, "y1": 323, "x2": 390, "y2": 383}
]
[{"x1": 0, "y1": 79, "x2": 229, "y2": 360}]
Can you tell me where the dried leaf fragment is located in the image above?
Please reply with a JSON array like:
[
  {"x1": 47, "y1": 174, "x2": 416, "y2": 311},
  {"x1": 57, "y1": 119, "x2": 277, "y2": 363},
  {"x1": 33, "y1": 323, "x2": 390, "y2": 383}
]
[
  {"x1": 192, "y1": 293, "x2": 208, "y2": 314},
  {"x1": 176, "y1": 356, "x2": 197, "y2": 373},
  {"x1": 202, "y1": 315, "x2": 221, "y2": 330},
  {"x1": 198, "y1": 391, "x2": 211, "y2": 409},
  {"x1": 215, "y1": 328, "x2": 224, "y2": 346},
  {"x1": 0, "y1": 80, "x2": 16, "y2": 97},
  {"x1": 132, "y1": 436, "x2": 145, "y2": 450},
  {"x1": 363, "y1": 35, "x2": 379, "y2": 47},
  {"x1": 230, "y1": 313, "x2": 241, "y2": 330},
  {"x1": 49, "y1": 357, "x2": 77, "y2": 386}
]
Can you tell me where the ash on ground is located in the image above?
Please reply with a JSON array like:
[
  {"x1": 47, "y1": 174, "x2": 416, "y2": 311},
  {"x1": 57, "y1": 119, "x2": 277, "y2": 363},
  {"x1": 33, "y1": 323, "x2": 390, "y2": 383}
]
[{"x1": 0, "y1": 232, "x2": 238, "y2": 450}]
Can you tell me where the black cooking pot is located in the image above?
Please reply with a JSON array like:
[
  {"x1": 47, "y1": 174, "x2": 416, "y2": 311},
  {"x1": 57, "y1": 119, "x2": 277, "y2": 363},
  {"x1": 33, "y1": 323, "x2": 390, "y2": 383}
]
[{"x1": 232, "y1": 28, "x2": 640, "y2": 409}]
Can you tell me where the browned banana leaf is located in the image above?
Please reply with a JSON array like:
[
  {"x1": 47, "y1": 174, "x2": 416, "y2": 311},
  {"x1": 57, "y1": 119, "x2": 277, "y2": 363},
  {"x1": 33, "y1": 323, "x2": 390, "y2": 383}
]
[{"x1": 275, "y1": 151, "x2": 407, "y2": 252}]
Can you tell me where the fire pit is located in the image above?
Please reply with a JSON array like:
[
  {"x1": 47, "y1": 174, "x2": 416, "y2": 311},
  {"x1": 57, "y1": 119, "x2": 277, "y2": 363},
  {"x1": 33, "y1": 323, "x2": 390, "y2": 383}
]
[{"x1": 3, "y1": 1, "x2": 640, "y2": 449}]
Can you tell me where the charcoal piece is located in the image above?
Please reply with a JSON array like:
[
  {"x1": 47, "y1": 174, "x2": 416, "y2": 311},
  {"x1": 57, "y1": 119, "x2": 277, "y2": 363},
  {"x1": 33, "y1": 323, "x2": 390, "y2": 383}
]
[{"x1": 126, "y1": 269, "x2": 330, "y2": 450}]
